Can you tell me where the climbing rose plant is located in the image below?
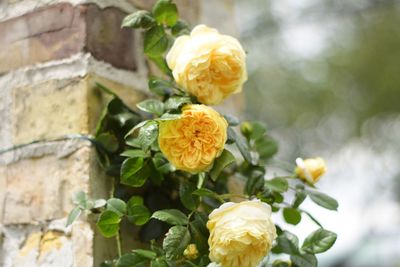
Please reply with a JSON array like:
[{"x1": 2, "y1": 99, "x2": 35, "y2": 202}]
[{"x1": 68, "y1": 1, "x2": 338, "y2": 267}]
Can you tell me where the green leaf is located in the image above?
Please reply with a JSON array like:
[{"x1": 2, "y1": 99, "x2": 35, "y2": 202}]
[
  {"x1": 210, "y1": 150, "x2": 235, "y2": 181},
  {"x1": 302, "y1": 228, "x2": 337, "y2": 254},
  {"x1": 157, "y1": 113, "x2": 182, "y2": 121},
  {"x1": 133, "y1": 249, "x2": 157, "y2": 260},
  {"x1": 149, "y1": 56, "x2": 172, "y2": 76},
  {"x1": 127, "y1": 196, "x2": 151, "y2": 226},
  {"x1": 265, "y1": 177, "x2": 289, "y2": 193},
  {"x1": 171, "y1": 20, "x2": 190, "y2": 36},
  {"x1": 179, "y1": 181, "x2": 198, "y2": 211},
  {"x1": 283, "y1": 208, "x2": 302, "y2": 225},
  {"x1": 224, "y1": 114, "x2": 240, "y2": 126},
  {"x1": 122, "y1": 11, "x2": 156, "y2": 29},
  {"x1": 94, "y1": 199, "x2": 107, "y2": 208},
  {"x1": 189, "y1": 218, "x2": 209, "y2": 254},
  {"x1": 152, "y1": 0, "x2": 178, "y2": 27},
  {"x1": 290, "y1": 254, "x2": 317, "y2": 267},
  {"x1": 255, "y1": 137, "x2": 278, "y2": 159},
  {"x1": 116, "y1": 253, "x2": 148, "y2": 267},
  {"x1": 164, "y1": 96, "x2": 191, "y2": 110},
  {"x1": 73, "y1": 191, "x2": 90, "y2": 209},
  {"x1": 293, "y1": 191, "x2": 307, "y2": 209},
  {"x1": 66, "y1": 207, "x2": 81, "y2": 227},
  {"x1": 96, "y1": 133, "x2": 119, "y2": 153},
  {"x1": 163, "y1": 226, "x2": 191, "y2": 260},
  {"x1": 137, "y1": 99, "x2": 164, "y2": 116},
  {"x1": 137, "y1": 121, "x2": 159, "y2": 151},
  {"x1": 152, "y1": 209, "x2": 188, "y2": 225},
  {"x1": 232, "y1": 130, "x2": 253, "y2": 163},
  {"x1": 276, "y1": 231, "x2": 300, "y2": 255},
  {"x1": 150, "y1": 258, "x2": 169, "y2": 267},
  {"x1": 96, "y1": 210, "x2": 121, "y2": 238},
  {"x1": 245, "y1": 172, "x2": 265, "y2": 196},
  {"x1": 121, "y1": 149, "x2": 150, "y2": 158},
  {"x1": 192, "y1": 188, "x2": 218, "y2": 198},
  {"x1": 307, "y1": 191, "x2": 338, "y2": 211},
  {"x1": 144, "y1": 26, "x2": 169, "y2": 57},
  {"x1": 106, "y1": 198, "x2": 127, "y2": 216},
  {"x1": 148, "y1": 77, "x2": 172, "y2": 96},
  {"x1": 272, "y1": 260, "x2": 292, "y2": 267},
  {"x1": 152, "y1": 153, "x2": 175, "y2": 173},
  {"x1": 120, "y1": 158, "x2": 151, "y2": 187}
]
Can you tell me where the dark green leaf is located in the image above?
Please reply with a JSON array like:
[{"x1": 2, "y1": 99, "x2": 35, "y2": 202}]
[
  {"x1": 249, "y1": 121, "x2": 267, "y2": 140},
  {"x1": 276, "y1": 231, "x2": 300, "y2": 255},
  {"x1": 120, "y1": 158, "x2": 151, "y2": 187},
  {"x1": 210, "y1": 150, "x2": 235, "y2": 181},
  {"x1": 302, "y1": 228, "x2": 337, "y2": 254},
  {"x1": 189, "y1": 219, "x2": 209, "y2": 254},
  {"x1": 121, "y1": 149, "x2": 150, "y2": 158},
  {"x1": 96, "y1": 210, "x2": 121, "y2": 238},
  {"x1": 149, "y1": 56, "x2": 172, "y2": 76},
  {"x1": 152, "y1": 153, "x2": 175, "y2": 173},
  {"x1": 293, "y1": 191, "x2": 307, "y2": 209},
  {"x1": 133, "y1": 249, "x2": 157, "y2": 259},
  {"x1": 245, "y1": 173, "x2": 265, "y2": 196},
  {"x1": 290, "y1": 254, "x2": 317, "y2": 267},
  {"x1": 265, "y1": 177, "x2": 289, "y2": 193},
  {"x1": 307, "y1": 191, "x2": 338, "y2": 211},
  {"x1": 66, "y1": 207, "x2": 81, "y2": 227},
  {"x1": 116, "y1": 253, "x2": 147, "y2": 267},
  {"x1": 152, "y1": 209, "x2": 188, "y2": 225},
  {"x1": 144, "y1": 26, "x2": 169, "y2": 57},
  {"x1": 151, "y1": 258, "x2": 169, "y2": 267},
  {"x1": 138, "y1": 121, "x2": 159, "y2": 151},
  {"x1": 164, "y1": 96, "x2": 191, "y2": 110},
  {"x1": 192, "y1": 188, "x2": 218, "y2": 198},
  {"x1": 127, "y1": 196, "x2": 151, "y2": 226},
  {"x1": 171, "y1": 20, "x2": 190, "y2": 36},
  {"x1": 106, "y1": 198, "x2": 127, "y2": 216},
  {"x1": 163, "y1": 226, "x2": 191, "y2": 260},
  {"x1": 152, "y1": 0, "x2": 178, "y2": 27},
  {"x1": 122, "y1": 10, "x2": 156, "y2": 29},
  {"x1": 148, "y1": 77, "x2": 172, "y2": 96},
  {"x1": 233, "y1": 130, "x2": 253, "y2": 163},
  {"x1": 137, "y1": 99, "x2": 164, "y2": 116},
  {"x1": 96, "y1": 133, "x2": 119, "y2": 153},
  {"x1": 283, "y1": 208, "x2": 302, "y2": 225},
  {"x1": 179, "y1": 182, "x2": 198, "y2": 210}
]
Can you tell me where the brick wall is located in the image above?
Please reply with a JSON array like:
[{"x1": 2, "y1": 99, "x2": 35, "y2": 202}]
[{"x1": 0, "y1": 1, "x2": 237, "y2": 266}]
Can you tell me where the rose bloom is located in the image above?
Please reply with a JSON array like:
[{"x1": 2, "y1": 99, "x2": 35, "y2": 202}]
[
  {"x1": 166, "y1": 25, "x2": 247, "y2": 105},
  {"x1": 158, "y1": 104, "x2": 228, "y2": 173},
  {"x1": 206, "y1": 199, "x2": 277, "y2": 267},
  {"x1": 295, "y1": 157, "x2": 327, "y2": 184}
]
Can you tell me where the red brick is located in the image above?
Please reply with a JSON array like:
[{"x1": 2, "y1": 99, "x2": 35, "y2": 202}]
[{"x1": 0, "y1": 3, "x2": 137, "y2": 73}]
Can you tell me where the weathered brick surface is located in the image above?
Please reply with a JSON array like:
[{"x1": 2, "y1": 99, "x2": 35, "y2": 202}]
[
  {"x1": 11, "y1": 75, "x2": 146, "y2": 144},
  {"x1": 1, "y1": 222, "x2": 102, "y2": 267},
  {"x1": 0, "y1": 3, "x2": 137, "y2": 73},
  {"x1": 1, "y1": 147, "x2": 90, "y2": 225}
]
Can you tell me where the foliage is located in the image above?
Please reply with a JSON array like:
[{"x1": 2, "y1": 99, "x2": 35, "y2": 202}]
[{"x1": 67, "y1": 1, "x2": 338, "y2": 266}]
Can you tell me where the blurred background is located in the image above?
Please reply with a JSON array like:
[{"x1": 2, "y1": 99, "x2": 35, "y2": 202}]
[{"x1": 231, "y1": 0, "x2": 400, "y2": 266}]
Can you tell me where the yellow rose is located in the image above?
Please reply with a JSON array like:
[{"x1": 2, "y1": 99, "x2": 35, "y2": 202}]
[
  {"x1": 158, "y1": 104, "x2": 228, "y2": 173},
  {"x1": 166, "y1": 25, "x2": 247, "y2": 105},
  {"x1": 206, "y1": 199, "x2": 277, "y2": 267},
  {"x1": 295, "y1": 157, "x2": 327, "y2": 184},
  {"x1": 183, "y1": 244, "x2": 199, "y2": 260}
]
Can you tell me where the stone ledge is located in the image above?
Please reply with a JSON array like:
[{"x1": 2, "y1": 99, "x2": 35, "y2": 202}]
[{"x1": 0, "y1": 3, "x2": 137, "y2": 73}]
